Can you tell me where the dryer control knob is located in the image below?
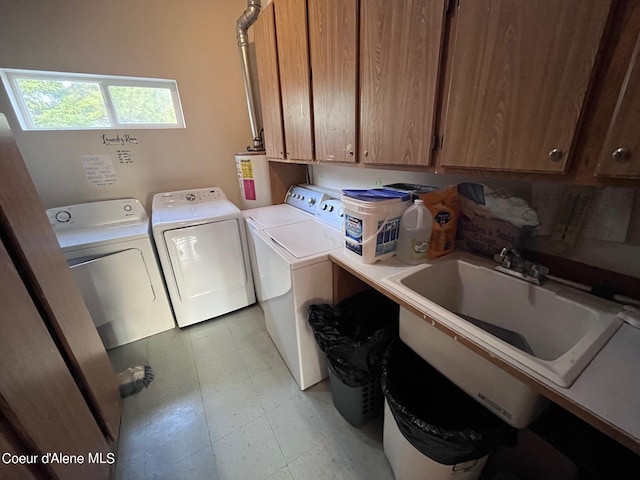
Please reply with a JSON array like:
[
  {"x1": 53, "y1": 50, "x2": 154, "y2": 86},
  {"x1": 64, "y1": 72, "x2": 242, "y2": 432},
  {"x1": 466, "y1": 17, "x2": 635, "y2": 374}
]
[
  {"x1": 55, "y1": 210, "x2": 71, "y2": 223},
  {"x1": 186, "y1": 193, "x2": 196, "y2": 202},
  {"x1": 308, "y1": 198, "x2": 316, "y2": 206}
]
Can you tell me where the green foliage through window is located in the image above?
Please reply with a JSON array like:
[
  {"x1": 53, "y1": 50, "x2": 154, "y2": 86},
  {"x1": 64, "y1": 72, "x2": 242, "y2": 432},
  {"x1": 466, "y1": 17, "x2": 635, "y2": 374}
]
[
  {"x1": 109, "y1": 86, "x2": 177, "y2": 125},
  {"x1": 16, "y1": 79, "x2": 110, "y2": 128},
  {"x1": 0, "y1": 69, "x2": 185, "y2": 131}
]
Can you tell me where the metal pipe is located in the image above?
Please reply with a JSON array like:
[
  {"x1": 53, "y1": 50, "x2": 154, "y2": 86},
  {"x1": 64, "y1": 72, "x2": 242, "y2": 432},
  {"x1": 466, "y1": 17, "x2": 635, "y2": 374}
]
[{"x1": 236, "y1": 0, "x2": 264, "y2": 151}]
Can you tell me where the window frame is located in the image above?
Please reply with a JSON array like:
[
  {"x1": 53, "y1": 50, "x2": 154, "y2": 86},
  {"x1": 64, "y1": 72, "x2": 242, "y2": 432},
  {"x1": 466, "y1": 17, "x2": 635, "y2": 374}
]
[{"x1": 0, "y1": 68, "x2": 186, "y2": 131}]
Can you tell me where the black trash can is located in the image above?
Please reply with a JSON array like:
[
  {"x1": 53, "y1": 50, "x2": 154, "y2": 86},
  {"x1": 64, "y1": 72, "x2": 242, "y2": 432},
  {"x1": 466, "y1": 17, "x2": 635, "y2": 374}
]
[
  {"x1": 308, "y1": 289, "x2": 398, "y2": 426},
  {"x1": 381, "y1": 340, "x2": 517, "y2": 480}
]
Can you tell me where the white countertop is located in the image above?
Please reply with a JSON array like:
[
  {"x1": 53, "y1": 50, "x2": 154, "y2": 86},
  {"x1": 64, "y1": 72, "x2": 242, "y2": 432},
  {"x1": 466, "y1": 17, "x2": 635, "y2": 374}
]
[
  {"x1": 569, "y1": 323, "x2": 640, "y2": 437},
  {"x1": 329, "y1": 249, "x2": 640, "y2": 454}
]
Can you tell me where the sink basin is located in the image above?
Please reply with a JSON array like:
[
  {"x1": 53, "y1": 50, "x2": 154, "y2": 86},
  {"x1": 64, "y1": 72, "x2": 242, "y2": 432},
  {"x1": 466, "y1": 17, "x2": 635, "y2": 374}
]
[
  {"x1": 382, "y1": 253, "x2": 623, "y2": 427},
  {"x1": 384, "y1": 253, "x2": 622, "y2": 387}
]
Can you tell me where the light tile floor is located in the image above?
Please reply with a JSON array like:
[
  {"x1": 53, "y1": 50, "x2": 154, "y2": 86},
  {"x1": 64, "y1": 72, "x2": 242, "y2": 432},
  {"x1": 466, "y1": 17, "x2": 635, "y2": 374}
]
[{"x1": 109, "y1": 305, "x2": 394, "y2": 480}]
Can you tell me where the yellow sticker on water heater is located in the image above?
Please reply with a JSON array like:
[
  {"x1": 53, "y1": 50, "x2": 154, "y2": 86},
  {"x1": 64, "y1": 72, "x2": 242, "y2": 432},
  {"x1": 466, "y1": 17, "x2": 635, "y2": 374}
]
[{"x1": 239, "y1": 159, "x2": 254, "y2": 179}]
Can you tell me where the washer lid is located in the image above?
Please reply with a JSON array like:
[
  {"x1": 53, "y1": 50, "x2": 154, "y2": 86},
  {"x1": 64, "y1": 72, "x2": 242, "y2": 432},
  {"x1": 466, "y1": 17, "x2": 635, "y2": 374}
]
[
  {"x1": 243, "y1": 204, "x2": 312, "y2": 229},
  {"x1": 263, "y1": 221, "x2": 342, "y2": 259}
]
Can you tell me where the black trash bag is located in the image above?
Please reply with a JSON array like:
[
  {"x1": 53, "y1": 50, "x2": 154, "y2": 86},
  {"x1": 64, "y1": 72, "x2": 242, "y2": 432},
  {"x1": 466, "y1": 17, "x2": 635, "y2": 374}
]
[
  {"x1": 381, "y1": 339, "x2": 517, "y2": 465},
  {"x1": 308, "y1": 289, "x2": 398, "y2": 387}
]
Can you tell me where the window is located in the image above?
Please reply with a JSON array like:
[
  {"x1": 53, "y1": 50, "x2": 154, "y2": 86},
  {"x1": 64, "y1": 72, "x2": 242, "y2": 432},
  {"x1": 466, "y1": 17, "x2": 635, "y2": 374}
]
[{"x1": 0, "y1": 69, "x2": 185, "y2": 130}]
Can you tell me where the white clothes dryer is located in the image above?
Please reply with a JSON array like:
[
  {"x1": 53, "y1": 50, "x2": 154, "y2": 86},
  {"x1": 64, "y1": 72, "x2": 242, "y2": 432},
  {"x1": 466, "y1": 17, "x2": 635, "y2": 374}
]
[
  {"x1": 152, "y1": 187, "x2": 255, "y2": 327},
  {"x1": 244, "y1": 186, "x2": 344, "y2": 390},
  {"x1": 47, "y1": 198, "x2": 175, "y2": 349}
]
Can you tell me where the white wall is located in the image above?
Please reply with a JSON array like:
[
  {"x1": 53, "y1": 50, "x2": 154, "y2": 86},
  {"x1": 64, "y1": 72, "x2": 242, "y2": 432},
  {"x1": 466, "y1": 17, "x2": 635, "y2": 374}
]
[
  {"x1": 0, "y1": 0, "x2": 253, "y2": 210},
  {"x1": 312, "y1": 164, "x2": 640, "y2": 279}
]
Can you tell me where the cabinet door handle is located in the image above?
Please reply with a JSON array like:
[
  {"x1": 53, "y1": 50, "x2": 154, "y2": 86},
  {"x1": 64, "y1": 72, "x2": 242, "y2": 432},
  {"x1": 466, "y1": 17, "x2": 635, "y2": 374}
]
[
  {"x1": 612, "y1": 148, "x2": 631, "y2": 162},
  {"x1": 549, "y1": 149, "x2": 564, "y2": 161}
]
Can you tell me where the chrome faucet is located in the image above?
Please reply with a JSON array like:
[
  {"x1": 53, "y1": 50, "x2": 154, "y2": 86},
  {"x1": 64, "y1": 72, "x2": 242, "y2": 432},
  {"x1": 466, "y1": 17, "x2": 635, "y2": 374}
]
[{"x1": 493, "y1": 248, "x2": 549, "y2": 285}]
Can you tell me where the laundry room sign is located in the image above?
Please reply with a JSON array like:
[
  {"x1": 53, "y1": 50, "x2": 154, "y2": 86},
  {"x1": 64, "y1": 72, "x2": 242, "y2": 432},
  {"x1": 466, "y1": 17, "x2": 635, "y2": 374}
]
[
  {"x1": 81, "y1": 154, "x2": 119, "y2": 186},
  {"x1": 101, "y1": 133, "x2": 138, "y2": 145}
]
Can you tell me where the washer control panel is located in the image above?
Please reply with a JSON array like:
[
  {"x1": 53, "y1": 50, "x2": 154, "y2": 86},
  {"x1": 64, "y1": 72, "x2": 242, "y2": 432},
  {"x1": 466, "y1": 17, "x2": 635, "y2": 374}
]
[
  {"x1": 156, "y1": 187, "x2": 226, "y2": 207},
  {"x1": 285, "y1": 186, "x2": 327, "y2": 215},
  {"x1": 315, "y1": 199, "x2": 344, "y2": 231}
]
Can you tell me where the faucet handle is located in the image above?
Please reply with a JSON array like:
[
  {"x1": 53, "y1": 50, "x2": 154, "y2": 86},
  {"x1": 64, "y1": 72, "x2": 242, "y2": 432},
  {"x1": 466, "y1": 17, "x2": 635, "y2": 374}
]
[
  {"x1": 529, "y1": 264, "x2": 549, "y2": 279},
  {"x1": 494, "y1": 247, "x2": 515, "y2": 268},
  {"x1": 494, "y1": 247, "x2": 509, "y2": 262}
]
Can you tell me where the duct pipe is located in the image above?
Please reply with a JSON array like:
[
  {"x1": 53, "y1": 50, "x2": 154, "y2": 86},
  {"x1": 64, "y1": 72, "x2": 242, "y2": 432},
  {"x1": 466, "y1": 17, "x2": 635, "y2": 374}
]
[{"x1": 236, "y1": 0, "x2": 264, "y2": 151}]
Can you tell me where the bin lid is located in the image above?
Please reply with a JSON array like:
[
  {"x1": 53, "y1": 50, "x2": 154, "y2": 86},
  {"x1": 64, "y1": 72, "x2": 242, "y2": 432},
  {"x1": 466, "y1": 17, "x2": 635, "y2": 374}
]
[
  {"x1": 383, "y1": 183, "x2": 440, "y2": 194},
  {"x1": 342, "y1": 189, "x2": 411, "y2": 202}
]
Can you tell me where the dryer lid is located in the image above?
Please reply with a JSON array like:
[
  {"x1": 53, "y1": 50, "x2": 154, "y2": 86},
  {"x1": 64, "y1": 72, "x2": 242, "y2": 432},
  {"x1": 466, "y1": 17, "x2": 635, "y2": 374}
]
[
  {"x1": 152, "y1": 189, "x2": 241, "y2": 227},
  {"x1": 46, "y1": 199, "x2": 149, "y2": 249},
  {"x1": 55, "y1": 224, "x2": 149, "y2": 250}
]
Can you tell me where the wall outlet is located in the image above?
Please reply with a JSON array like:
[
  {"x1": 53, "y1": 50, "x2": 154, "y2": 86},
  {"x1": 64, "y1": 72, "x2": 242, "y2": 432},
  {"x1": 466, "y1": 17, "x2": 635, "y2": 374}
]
[{"x1": 374, "y1": 178, "x2": 382, "y2": 187}]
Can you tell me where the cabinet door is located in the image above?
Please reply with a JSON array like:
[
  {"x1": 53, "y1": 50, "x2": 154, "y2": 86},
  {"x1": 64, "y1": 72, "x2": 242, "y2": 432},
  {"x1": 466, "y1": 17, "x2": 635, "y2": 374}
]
[
  {"x1": 0, "y1": 418, "x2": 43, "y2": 480},
  {"x1": 0, "y1": 239, "x2": 112, "y2": 480},
  {"x1": 309, "y1": 0, "x2": 358, "y2": 163},
  {"x1": 254, "y1": 3, "x2": 286, "y2": 159},
  {"x1": 0, "y1": 114, "x2": 121, "y2": 441},
  {"x1": 275, "y1": 0, "x2": 314, "y2": 161},
  {"x1": 596, "y1": 30, "x2": 640, "y2": 178},
  {"x1": 360, "y1": 0, "x2": 446, "y2": 166},
  {"x1": 441, "y1": 0, "x2": 612, "y2": 173}
]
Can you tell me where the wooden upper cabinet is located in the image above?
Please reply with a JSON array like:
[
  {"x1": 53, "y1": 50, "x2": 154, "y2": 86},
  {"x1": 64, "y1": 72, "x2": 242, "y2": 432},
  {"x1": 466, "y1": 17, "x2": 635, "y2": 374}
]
[
  {"x1": 254, "y1": 3, "x2": 286, "y2": 159},
  {"x1": 308, "y1": 0, "x2": 358, "y2": 163},
  {"x1": 596, "y1": 29, "x2": 640, "y2": 178},
  {"x1": 360, "y1": 0, "x2": 446, "y2": 167},
  {"x1": 441, "y1": 0, "x2": 612, "y2": 173},
  {"x1": 274, "y1": 0, "x2": 314, "y2": 161}
]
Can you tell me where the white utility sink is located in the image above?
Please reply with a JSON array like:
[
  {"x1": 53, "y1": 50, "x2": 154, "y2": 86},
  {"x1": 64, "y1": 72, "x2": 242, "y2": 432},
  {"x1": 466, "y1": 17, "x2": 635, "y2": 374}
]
[{"x1": 382, "y1": 252, "x2": 623, "y2": 427}]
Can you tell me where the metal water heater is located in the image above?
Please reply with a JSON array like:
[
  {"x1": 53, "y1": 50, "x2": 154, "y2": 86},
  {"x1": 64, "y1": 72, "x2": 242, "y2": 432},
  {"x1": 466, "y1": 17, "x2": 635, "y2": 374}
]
[{"x1": 236, "y1": 152, "x2": 272, "y2": 209}]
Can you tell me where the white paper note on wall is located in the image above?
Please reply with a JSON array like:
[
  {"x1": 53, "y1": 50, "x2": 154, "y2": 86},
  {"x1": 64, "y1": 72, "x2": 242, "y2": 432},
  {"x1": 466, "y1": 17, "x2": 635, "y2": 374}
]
[
  {"x1": 581, "y1": 188, "x2": 635, "y2": 243},
  {"x1": 81, "y1": 154, "x2": 118, "y2": 186}
]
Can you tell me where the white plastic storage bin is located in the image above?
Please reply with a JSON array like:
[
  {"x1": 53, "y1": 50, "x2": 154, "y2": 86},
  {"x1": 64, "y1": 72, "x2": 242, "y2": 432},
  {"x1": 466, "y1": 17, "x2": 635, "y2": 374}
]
[
  {"x1": 342, "y1": 189, "x2": 410, "y2": 264},
  {"x1": 383, "y1": 401, "x2": 489, "y2": 480}
]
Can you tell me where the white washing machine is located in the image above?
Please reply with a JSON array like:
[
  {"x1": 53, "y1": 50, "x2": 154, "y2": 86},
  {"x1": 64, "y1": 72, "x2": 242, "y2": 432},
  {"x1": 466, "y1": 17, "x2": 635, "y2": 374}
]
[
  {"x1": 243, "y1": 185, "x2": 331, "y2": 305},
  {"x1": 244, "y1": 186, "x2": 344, "y2": 390},
  {"x1": 152, "y1": 187, "x2": 255, "y2": 328},
  {"x1": 46, "y1": 198, "x2": 175, "y2": 349}
]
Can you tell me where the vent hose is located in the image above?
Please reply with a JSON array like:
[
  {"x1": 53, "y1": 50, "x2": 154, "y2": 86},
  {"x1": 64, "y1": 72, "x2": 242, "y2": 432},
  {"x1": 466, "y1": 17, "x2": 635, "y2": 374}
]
[{"x1": 236, "y1": 0, "x2": 264, "y2": 151}]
